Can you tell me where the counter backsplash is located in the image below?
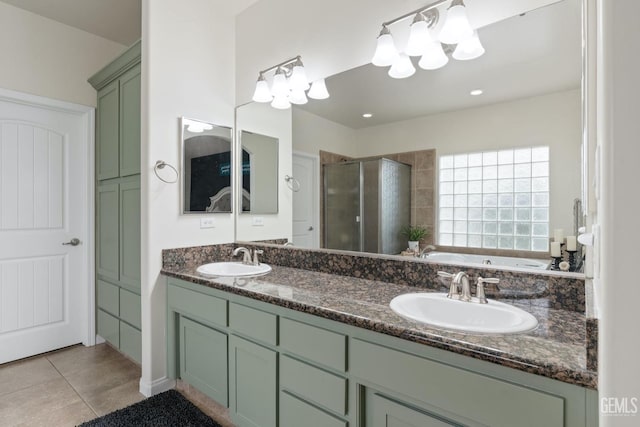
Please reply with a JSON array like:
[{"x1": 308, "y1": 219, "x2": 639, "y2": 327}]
[{"x1": 162, "y1": 242, "x2": 587, "y2": 314}]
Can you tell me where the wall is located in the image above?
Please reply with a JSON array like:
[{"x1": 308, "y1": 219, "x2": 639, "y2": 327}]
[
  {"x1": 235, "y1": 102, "x2": 292, "y2": 242},
  {"x1": 0, "y1": 2, "x2": 126, "y2": 106},
  {"x1": 354, "y1": 90, "x2": 582, "y2": 233},
  {"x1": 293, "y1": 108, "x2": 357, "y2": 157},
  {"x1": 598, "y1": 0, "x2": 640, "y2": 424},
  {"x1": 140, "y1": 0, "x2": 238, "y2": 395}
]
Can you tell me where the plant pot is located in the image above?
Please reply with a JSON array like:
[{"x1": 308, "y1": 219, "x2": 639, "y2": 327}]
[{"x1": 408, "y1": 241, "x2": 419, "y2": 252}]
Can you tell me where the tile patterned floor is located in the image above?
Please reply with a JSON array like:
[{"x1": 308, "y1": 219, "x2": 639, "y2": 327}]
[
  {"x1": 0, "y1": 343, "x2": 236, "y2": 427},
  {"x1": 0, "y1": 344, "x2": 144, "y2": 426}
]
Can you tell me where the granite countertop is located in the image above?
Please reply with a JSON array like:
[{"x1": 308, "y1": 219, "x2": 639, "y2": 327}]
[{"x1": 162, "y1": 264, "x2": 596, "y2": 389}]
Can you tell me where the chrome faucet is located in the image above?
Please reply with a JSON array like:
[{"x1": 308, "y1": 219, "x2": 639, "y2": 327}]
[
  {"x1": 453, "y1": 272, "x2": 472, "y2": 302},
  {"x1": 437, "y1": 271, "x2": 499, "y2": 304},
  {"x1": 233, "y1": 247, "x2": 252, "y2": 265},
  {"x1": 418, "y1": 245, "x2": 437, "y2": 258}
]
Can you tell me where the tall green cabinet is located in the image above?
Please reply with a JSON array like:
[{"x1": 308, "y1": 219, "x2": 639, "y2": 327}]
[{"x1": 89, "y1": 41, "x2": 142, "y2": 363}]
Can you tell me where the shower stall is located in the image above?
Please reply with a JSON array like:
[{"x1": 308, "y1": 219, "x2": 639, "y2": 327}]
[{"x1": 324, "y1": 158, "x2": 411, "y2": 255}]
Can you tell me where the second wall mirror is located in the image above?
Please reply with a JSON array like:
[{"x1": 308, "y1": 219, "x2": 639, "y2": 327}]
[{"x1": 240, "y1": 130, "x2": 279, "y2": 214}]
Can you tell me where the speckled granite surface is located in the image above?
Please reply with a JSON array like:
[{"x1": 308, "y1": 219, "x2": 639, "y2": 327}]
[{"x1": 161, "y1": 246, "x2": 597, "y2": 389}]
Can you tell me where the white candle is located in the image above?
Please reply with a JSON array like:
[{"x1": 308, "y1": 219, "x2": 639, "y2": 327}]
[
  {"x1": 550, "y1": 242, "x2": 561, "y2": 257},
  {"x1": 553, "y1": 228, "x2": 564, "y2": 242},
  {"x1": 566, "y1": 236, "x2": 577, "y2": 251}
]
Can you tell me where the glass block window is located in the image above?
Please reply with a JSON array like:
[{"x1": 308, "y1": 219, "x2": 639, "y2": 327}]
[{"x1": 438, "y1": 147, "x2": 549, "y2": 251}]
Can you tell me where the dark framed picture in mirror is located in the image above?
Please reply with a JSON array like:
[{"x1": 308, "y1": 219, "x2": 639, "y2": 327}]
[{"x1": 180, "y1": 117, "x2": 233, "y2": 214}]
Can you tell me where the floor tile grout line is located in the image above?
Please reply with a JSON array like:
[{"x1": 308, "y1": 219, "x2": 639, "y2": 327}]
[
  {"x1": 45, "y1": 355, "x2": 99, "y2": 417},
  {"x1": 0, "y1": 357, "x2": 65, "y2": 399}
]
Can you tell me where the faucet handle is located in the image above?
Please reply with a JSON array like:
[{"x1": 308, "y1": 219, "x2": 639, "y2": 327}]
[
  {"x1": 437, "y1": 271, "x2": 458, "y2": 299},
  {"x1": 476, "y1": 277, "x2": 499, "y2": 304},
  {"x1": 252, "y1": 249, "x2": 264, "y2": 265},
  {"x1": 436, "y1": 271, "x2": 455, "y2": 279}
]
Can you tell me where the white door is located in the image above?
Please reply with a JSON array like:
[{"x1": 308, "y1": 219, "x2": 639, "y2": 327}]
[
  {"x1": 292, "y1": 153, "x2": 319, "y2": 248},
  {"x1": 0, "y1": 91, "x2": 92, "y2": 364}
]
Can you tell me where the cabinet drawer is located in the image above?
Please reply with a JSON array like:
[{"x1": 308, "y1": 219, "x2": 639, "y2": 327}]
[
  {"x1": 281, "y1": 355, "x2": 346, "y2": 415},
  {"x1": 280, "y1": 391, "x2": 347, "y2": 427},
  {"x1": 351, "y1": 338, "x2": 564, "y2": 427},
  {"x1": 229, "y1": 303, "x2": 277, "y2": 346},
  {"x1": 168, "y1": 283, "x2": 227, "y2": 328},
  {"x1": 119, "y1": 288, "x2": 141, "y2": 329},
  {"x1": 97, "y1": 280, "x2": 119, "y2": 316},
  {"x1": 97, "y1": 309, "x2": 119, "y2": 347},
  {"x1": 280, "y1": 318, "x2": 346, "y2": 371},
  {"x1": 119, "y1": 321, "x2": 141, "y2": 364}
]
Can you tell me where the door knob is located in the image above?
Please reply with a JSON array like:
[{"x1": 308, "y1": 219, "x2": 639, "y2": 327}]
[
  {"x1": 62, "y1": 238, "x2": 81, "y2": 246},
  {"x1": 308, "y1": 226, "x2": 314, "y2": 231}
]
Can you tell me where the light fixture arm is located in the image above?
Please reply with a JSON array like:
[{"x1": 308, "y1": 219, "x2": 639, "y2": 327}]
[
  {"x1": 258, "y1": 55, "x2": 302, "y2": 76},
  {"x1": 382, "y1": 0, "x2": 447, "y2": 27}
]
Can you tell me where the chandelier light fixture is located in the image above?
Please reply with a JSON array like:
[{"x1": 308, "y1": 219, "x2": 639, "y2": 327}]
[
  {"x1": 251, "y1": 56, "x2": 330, "y2": 110},
  {"x1": 371, "y1": 0, "x2": 484, "y2": 79}
]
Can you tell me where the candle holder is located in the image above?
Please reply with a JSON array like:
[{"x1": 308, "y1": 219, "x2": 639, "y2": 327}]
[
  {"x1": 551, "y1": 256, "x2": 563, "y2": 270},
  {"x1": 567, "y1": 250, "x2": 577, "y2": 271}
]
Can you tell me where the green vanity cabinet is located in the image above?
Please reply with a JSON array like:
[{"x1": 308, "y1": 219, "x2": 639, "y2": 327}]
[
  {"x1": 90, "y1": 40, "x2": 141, "y2": 364},
  {"x1": 166, "y1": 278, "x2": 597, "y2": 427},
  {"x1": 229, "y1": 335, "x2": 278, "y2": 427},
  {"x1": 179, "y1": 316, "x2": 228, "y2": 406}
]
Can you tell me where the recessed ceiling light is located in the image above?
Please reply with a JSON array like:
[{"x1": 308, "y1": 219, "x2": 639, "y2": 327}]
[
  {"x1": 470, "y1": 89, "x2": 483, "y2": 96},
  {"x1": 362, "y1": 113, "x2": 373, "y2": 118}
]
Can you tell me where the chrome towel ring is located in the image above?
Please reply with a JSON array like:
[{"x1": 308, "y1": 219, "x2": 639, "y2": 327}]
[
  {"x1": 284, "y1": 175, "x2": 300, "y2": 192},
  {"x1": 154, "y1": 160, "x2": 178, "y2": 184}
]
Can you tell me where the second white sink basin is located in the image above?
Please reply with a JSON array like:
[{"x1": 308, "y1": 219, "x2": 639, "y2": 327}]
[
  {"x1": 197, "y1": 262, "x2": 272, "y2": 277},
  {"x1": 389, "y1": 293, "x2": 538, "y2": 334}
]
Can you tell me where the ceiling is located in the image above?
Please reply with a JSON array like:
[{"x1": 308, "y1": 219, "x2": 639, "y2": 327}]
[
  {"x1": 2, "y1": 0, "x2": 142, "y2": 45},
  {"x1": 1, "y1": 0, "x2": 260, "y2": 46},
  {"x1": 298, "y1": 0, "x2": 581, "y2": 129}
]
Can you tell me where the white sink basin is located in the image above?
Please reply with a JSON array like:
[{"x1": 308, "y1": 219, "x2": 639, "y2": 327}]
[
  {"x1": 196, "y1": 262, "x2": 272, "y2": 277},
  {"x1": 389, "y1": 293, "x2": 538, "y2": 334}
]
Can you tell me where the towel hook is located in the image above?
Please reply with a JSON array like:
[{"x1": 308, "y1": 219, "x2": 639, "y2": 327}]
[
  {"x1": 154, "y1": 160, "x2": 178, "y2": 184},
  {"x1": 284, "y1": 175, "x2": 300, "y2": 192}
]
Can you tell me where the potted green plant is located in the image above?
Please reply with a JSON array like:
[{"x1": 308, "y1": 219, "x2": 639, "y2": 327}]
[{"x1": 401, "y1": 225, "x2": 429, "y2": 252}]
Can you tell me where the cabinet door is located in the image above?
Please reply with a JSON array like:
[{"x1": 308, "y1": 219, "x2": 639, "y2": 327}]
[
  {"x1": 180, "y1": 317, "x2": 228, "y2": 406},
  {"x1": 119, "y1": 65, "x2": 141, "y2": 177},
  {"x1": 97, "y1": 309, "x2": 119, "y2": 348},
  {"x1": 119, "y1": 178, "x2": 140, "y2": 289},
  {"x1": 96, "y1": 80, "x2": 119, "y2": 180},
  {"x1": 97, "y1": 182, "x2": 119, "y2": 282},
  {"x1": 368, "y1": 392, "x2": 458, "y2": 427},
  {"x1": 229, "y1": 335, "x2": 277, "y2": 427}
]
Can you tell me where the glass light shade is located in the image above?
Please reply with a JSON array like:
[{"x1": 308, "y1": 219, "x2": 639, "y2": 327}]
[
  {"x1": 289, "y1": 62, "x2": 310, "y2": 91},
  {"x1": 289, "y1": 89, "x2": 308, "y2": 105},
  {"x1": 418, "y1": 41, "x2": 449, "y2": 70},
  {"x1": 308, "y1": 79, "x2": 330, "y2": 100},
  {"x1": 252, "y1": 76, "x2": 273, "y2": 103},
  {"x1": 271, "y1": 95, "x2": 291, "y2": 110},
  {"x1": 271, "y1": 69, "x2": 290, "y2": 98},
  {"x1": 438, "y1": 3, "x2": 474, "y2": 45},
  {"x1": 371, "y1": 30, "x2": 398, "y2": 66},
  {"x1": 452, "y1": 30, "x2": 485, "y2": 60},
  {"x1": 406, "y1": 20, "x2": 433, "y2": 56},
  {"x1": 388, "y1": 53, "x2": 416, "y2": 79}
]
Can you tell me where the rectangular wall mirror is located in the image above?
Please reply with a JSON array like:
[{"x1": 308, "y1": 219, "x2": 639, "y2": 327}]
[
  {"x1": 180, "y1": 117, "x2": 233, "y2": 214},
  {"x1": 240, "y1": 130, "x2": 279, "y2": 214}
]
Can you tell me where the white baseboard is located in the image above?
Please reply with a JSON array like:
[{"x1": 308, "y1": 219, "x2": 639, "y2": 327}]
[
  {"x1": 139, "y1": 376, "x2": 175, "y2": 397},
  {"x1": 95, "y1": 335, "x2": 106, "y2": 344}
]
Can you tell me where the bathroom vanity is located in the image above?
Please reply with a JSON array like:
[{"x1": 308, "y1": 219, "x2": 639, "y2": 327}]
[{"x1": 162, "y1": 244, "x2": 597, "y2": 427}]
